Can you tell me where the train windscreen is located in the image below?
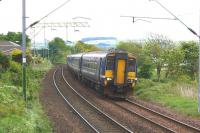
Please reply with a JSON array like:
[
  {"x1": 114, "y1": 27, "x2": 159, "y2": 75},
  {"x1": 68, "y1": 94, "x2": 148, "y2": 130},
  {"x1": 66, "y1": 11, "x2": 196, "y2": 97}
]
[
  {"x1": 106, "y1": 56, "x2": 114, "y2": 70},
  {"x1": 128, "y1": 58, "x2": 136, "y2": 72}
]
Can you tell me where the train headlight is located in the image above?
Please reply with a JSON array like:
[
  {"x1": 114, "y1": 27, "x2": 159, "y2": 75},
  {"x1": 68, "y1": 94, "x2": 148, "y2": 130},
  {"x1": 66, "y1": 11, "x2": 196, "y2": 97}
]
[
  {"x1": 132, "y1": 82, "x2": 136, "y2": 87},
  {"x1": 104, "y1": 80, "x2": 108, "y2": 86},
  {"x1": 106, "y1": 77, "x2": 112, "y2": 81},
  {"x1": 128, "y1": 79, "x2": 134, "y2": 83}
]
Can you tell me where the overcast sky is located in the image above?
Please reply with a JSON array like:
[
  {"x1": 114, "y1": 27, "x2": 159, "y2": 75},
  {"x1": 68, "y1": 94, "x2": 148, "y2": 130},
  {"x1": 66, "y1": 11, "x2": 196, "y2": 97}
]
[{"x1": 0, "y1": 0, "x2": 200, "y2": 42}]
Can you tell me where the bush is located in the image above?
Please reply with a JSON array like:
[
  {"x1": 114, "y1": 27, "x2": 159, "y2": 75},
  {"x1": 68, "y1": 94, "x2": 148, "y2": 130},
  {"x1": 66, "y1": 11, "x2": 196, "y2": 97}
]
[
  {"x1": 32, "y1": 56, "x2": 43, "y2": 64},
  {"x1": 11, "y1": 49, "x2": 32, "y2": 64},
  {"x1": 0, "y1": 84, "x2": 51, "y2": 133},
  {"x1": 0, "y1": 52, "x2": 10, "y2": 72},
  {"x1": 9, "y1": 61, "x2": 21, "y2": 73},
  {"x1": 1, "y1": 61, "x2": 22, "y2": 86},
  {"x1": 134, "y1": 78, "x2": 155, "y2": 95},
  {"x1": 0, "y1": 60, "x2": 52, "y2": 132},
  {"x1": 138, "y1": 64, "x2": 153, "y2": 78}
]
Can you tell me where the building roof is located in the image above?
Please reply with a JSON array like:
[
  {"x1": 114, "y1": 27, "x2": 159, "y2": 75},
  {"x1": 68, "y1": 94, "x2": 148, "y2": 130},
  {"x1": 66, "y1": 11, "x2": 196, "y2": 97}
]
[
  {"x1": 81, "y1": 37, "x2": 117, "y2": 42},
  {"x1": 0, "y1": 41, "x2": 21, "y2": 55},
  {"x1": 80, "y1": 37, "x2": 118, "y2": 49}
]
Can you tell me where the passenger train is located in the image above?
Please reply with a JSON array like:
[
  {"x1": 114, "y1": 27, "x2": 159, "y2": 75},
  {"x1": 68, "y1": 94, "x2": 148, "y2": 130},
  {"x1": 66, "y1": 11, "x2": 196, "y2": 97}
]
[{"x1": 67, "y1": 49, "x2": 137, "y2": 98}]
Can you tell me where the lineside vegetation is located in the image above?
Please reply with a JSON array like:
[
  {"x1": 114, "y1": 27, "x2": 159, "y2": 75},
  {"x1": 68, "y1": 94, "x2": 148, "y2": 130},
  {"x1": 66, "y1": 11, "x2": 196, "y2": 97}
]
[
  {"x1": 117, "y1": 33, "x2": 199, "y2": 117},
  {"x1": 0, "y1": 52, "x2": 52, "y2": 132},
  {"x1": 1, "y1": 32, "x2": 200, "y2": 133}
]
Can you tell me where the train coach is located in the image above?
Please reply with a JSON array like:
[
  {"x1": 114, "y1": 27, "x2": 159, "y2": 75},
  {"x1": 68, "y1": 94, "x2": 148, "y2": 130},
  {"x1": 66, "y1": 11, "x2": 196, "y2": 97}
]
[{"x1": 67, "y1": 49, "x2": 137, "y2": 98}]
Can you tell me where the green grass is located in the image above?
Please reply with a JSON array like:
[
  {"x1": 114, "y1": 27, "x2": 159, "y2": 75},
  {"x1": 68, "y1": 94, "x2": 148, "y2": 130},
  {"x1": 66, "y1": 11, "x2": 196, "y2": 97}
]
[
  {"x1": 32, "y1": 59, "x2": 53, "y2": 71},
  {"x1": 135, "y1": 78, "x2": 200, "y2": 117},
  {"x1": 0, "y1": 60, "x2": 52, "y2": 133}
]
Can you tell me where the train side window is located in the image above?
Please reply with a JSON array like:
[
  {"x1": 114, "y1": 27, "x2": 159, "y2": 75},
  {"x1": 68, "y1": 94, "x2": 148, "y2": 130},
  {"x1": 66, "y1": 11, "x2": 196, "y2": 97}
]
[{"x1": 83, "y1": 60, "x2": 86, "y2": 67}]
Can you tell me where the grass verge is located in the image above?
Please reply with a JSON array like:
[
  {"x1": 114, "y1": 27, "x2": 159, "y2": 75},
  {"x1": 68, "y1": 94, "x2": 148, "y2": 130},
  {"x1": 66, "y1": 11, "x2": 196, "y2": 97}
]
[
  {"x1": 135, "y1": 78, "x2": 200, "y2": 117},
  {"x1": 0, "y1": 59, "x2": 52, "y2": 133}
]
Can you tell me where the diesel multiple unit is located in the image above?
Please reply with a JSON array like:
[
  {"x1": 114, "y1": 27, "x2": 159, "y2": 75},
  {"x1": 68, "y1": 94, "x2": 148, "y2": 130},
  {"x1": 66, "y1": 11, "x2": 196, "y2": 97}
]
[{"x1": 67, "y1": 49, "x2": 137, "y2": 98}]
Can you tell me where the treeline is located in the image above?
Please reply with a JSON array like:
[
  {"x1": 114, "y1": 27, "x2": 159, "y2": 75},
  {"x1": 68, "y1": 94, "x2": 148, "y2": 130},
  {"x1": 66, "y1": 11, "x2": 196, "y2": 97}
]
[
  {"x1": 1, "y1": 32, "x2": 198, "y2": 82},
  {"x1": 47, "y1": 37, "x2": 101, "y2": 63},
  {"x1": 0, "y1": 32, "x2": 31, "y2": 47},
  {"x1": 40, "y1": 34, "x2": 199, "y2": 82},
  {"x1": 117, "y1": 34, "x2": 198, "y2": 81}
]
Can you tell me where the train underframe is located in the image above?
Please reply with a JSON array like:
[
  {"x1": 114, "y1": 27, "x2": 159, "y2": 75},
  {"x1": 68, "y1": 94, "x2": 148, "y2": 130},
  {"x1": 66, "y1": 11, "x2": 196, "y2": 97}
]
[
  {"x1": 81, "y1": 76, "x2": 133, "y2": 99},
  {"x1": 103, "y1": 85, "x2": 133, "y2": 99},
  {"x1": 67, "y1": 66, "x2": 133, "y2": 99}
]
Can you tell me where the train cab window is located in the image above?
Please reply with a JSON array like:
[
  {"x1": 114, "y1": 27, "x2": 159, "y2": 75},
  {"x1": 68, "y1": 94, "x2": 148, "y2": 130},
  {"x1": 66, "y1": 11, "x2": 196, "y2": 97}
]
[
  {"x1": 106, "y1": 57, "x2": 114, "y2": 70},
  {"x1": 128, "y1": 59, "x2": 136, "y2": 72}
]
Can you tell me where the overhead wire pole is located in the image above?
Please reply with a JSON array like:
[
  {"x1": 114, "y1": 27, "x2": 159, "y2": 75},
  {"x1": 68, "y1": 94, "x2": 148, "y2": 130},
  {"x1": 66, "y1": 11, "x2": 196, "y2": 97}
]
[
  {"x1": 66, "y1": 24, "x2": 68, "y2": 43},
  {"x1": 149, "y1": 0, "x2": 200, "y2": 112},
  {"x1": 32, "y1": 27, "x2": 36, "y2": 65},
  {"x1": 22, "y1": 0, "x2": 27, "y2": 102},
  {"x1": 199, "y1": 9, "x2": 200, "y2": 113},
  {"x1": 43, "y1": 22, "x2": 46, "y2": 58}
]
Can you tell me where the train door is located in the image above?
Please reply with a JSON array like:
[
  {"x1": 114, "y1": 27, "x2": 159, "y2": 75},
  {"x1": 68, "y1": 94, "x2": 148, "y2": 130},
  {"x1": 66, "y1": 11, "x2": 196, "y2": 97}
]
[{"x1": 116, "y1": 59, "x2": 126, "y2": 84}]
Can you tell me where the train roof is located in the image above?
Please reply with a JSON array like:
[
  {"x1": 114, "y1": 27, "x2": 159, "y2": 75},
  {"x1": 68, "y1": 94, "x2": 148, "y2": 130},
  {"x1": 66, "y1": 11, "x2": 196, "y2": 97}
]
[
  {"x1": 67, "y1": 49, "x2": 136, "y2": 59},
  {"x1": 82, "y1": 51, "x2": 108, "y2": 58},
  {"x1": 67, "y1": 53, "x2": 83, "y2": 58}
]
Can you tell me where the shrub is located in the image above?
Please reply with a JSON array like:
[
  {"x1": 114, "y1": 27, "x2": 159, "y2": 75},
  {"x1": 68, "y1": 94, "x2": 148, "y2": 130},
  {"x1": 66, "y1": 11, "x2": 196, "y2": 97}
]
[
  {"x1": 134, "y1": 78, "x2": 155, "y2": 95},
  {"x1": 32, "y1": 56, "x2": 43, "y2": 64},
  {"x1": 0, "y1": 52, "x2": 10, "y2": 71},
  {"x1": 1, "y1": 61, "x2": 22, "y2": 86},
  {"x1": 138, "y1": 64, "x2": 153, "y2": 79},
  {"x1": 11, "y1": 49, "x2": 32, "y2": 64},
  {"x1": 9, "y1": 61, "x2": 21, "y2": 73}
]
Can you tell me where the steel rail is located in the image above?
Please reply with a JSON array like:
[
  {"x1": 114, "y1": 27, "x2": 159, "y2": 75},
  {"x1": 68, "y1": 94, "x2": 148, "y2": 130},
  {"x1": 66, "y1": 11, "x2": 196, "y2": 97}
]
[
  {"x1": 112, "y1": 101, "x2": 175, "y2": 133},
  {"x1": 61, "y1": 66, "x2": 133, "y2": 133},
  {"x1": 126, "y1": 99, "x2": 200, "y2": 133},
  {"x1": 53, "y1": 68, "x2": 100, "y2": 133}
]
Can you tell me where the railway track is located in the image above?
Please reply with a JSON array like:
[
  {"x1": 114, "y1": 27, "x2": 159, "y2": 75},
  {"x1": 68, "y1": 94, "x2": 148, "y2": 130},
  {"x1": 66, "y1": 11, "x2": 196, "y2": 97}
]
[
  {"x1": 53, "y1": 68, "x2": 98, "y2": 133},
  {"x1": 112, "y1": 99, "x2": 200, "y2": 133},
  {"x1": 55, "y1": 65, "x2": 200, "y2": 133},
  {"x1": 111, "y1": 101, "x2": 175, "y2": 133},
  {"x1": 62, "y1": 66, "x2": 173, "y2": 132},
  {"x1": 53, "y1": 66, "x2": 133, "y2": 133}
]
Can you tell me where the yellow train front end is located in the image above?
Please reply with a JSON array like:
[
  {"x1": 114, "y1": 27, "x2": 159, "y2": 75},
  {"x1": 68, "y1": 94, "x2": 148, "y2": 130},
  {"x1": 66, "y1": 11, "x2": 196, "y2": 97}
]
[{"x1": 103, "y1": 51, "x2": 137, "y2": 98}]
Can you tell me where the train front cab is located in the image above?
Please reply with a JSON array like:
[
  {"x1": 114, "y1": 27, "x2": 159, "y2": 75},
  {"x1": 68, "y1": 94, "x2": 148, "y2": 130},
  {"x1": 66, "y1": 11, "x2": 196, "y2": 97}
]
[{"x1": 103, "y1": 52, "x2": 137, "y2": 98}]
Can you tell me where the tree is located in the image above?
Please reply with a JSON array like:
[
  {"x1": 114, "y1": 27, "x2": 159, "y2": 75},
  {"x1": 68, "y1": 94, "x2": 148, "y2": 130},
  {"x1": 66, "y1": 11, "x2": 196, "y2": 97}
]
[
  {"x1": 163, "y1": 47, "x2": 184, "y2": 78},
  {"x1": 144, "y1": 34, "x2": 173, "y2": 81},
  {"x1": 0, "y1": 32, "x2": 31, "y2": 47},
  {"x1": 180, "y1": 41, "x2": 198, "y2": 79},
  {"x1": 117, "y1": 41, "x2": 154, "y2": 78},
  {"x1": 0, "y1": 34, "x2": 6, "y2": 40},
  {"x1": 73, "y1": 41, "x2": 100, "y2": 53},
  {"x1": 48, "y1": 37, "x2": 71, "y2": 63},
  {"x1": 117, "y1": 41, "x2": 145, "y2": 65},
  {"x1": 138, "y1": 59, "x2": 153, "y2": 79}
]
